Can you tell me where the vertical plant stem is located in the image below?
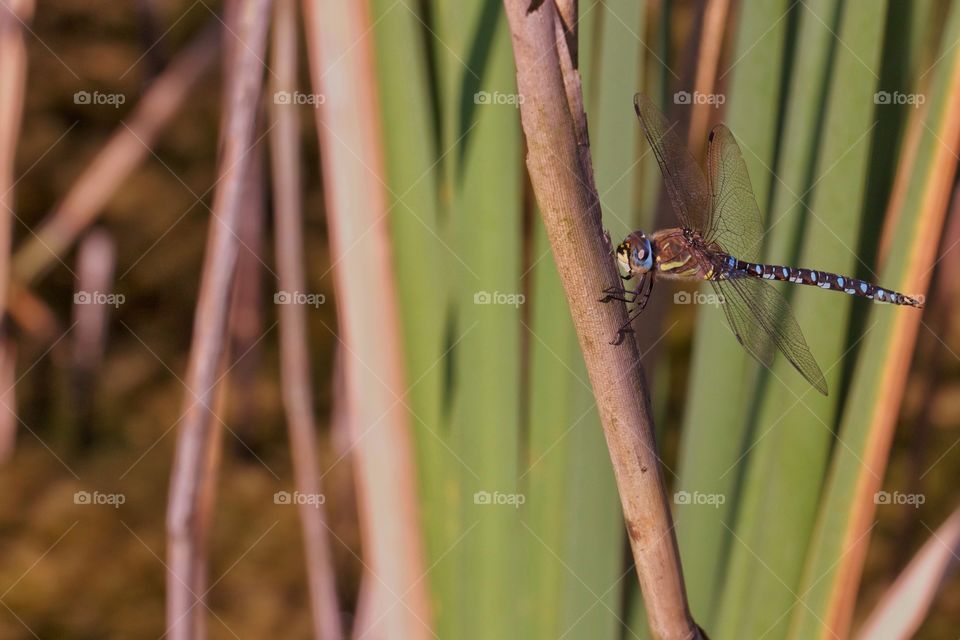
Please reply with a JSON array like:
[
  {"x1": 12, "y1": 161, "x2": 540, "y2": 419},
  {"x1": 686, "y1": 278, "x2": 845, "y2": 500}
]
[
  {"x1": 269, "y1": 1, "x2": 344, "y2": 637},
  {"x1": 0, "y1": 0, "x2": 30, "y2": 318},
  {"x1": 301, "y1": 0, "x2": 432, "y2": 637},
  {"x1": 0, "y1": 0, "x2": 32, "y2": 462},
  {"x1": 502, "y1": 3, "x2": 699, "y2": 639},
  {"x1": 165, "y1": 2, "x2": 270, "y2": 638}
]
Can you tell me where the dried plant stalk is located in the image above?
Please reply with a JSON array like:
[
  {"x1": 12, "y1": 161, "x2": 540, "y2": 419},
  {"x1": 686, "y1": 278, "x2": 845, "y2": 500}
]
[
  {"x1": 165, "y1": 2, "x2": 270, "y2": 638},
  {"x1": 855, "y1": 505, "x2": 960, "y2": 640},
  {"x1": 12, "y1": 21, "x2": 220, "y2": 286},
  {"x1": 0, "y1": 0, "x2": 32, "y2": 463},
  {"x1": 269, "y1": 0, "x2": 344, "y2": 637},
  {"x1": 0, "y1": 0, "x2": 31, "y2": 317},
  {"x1": 503, "y1": 2, "x2": 701, "y2": 639},
  {"x1": 300, "y1": 0, "x2": 432, "y2": 637}
]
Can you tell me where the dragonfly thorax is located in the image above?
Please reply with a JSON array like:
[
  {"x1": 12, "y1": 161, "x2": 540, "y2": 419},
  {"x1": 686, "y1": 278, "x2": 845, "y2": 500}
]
[{"x1": 615, "y1": 231, "x2": 654, "y2": 279}]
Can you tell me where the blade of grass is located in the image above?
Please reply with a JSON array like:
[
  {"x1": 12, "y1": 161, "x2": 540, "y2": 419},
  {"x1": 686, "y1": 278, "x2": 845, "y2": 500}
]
[
  {"x1": 672, "y1": 0, "x2": 792, "y2": 627},
  {"x1": 787, "y1": 4, "x2": 960, "y2": 636},
  {"x1": 716, "y1": 3, "x2": 889, "y2": 637},
  {"x1": 522, "y1": 224, "x2": 585, "y2": 639},
  {"x1": 368, "y1": 0, "x2": 452, "y2": 636},
  {"x1": 446, "y1": 7, "x2": 523, "y2": 638},
  {"x1": 587, "y1": 0, "x2": 644, "y2": 240},
  {"x1": 301, "y1": 0, "x2": 433, "y2": 636}
]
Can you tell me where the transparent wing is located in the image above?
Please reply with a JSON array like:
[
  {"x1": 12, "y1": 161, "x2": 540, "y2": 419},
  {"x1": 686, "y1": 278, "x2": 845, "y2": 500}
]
[
  {"x1": 711, "y1": 277, "x2": 828, "y2": 395},
  {"x1": 705, "y1": 124, "x2": 765, "y2": 262},
  {"x1": 633, "y1": 93, "x2": 711, "y2": 234}
]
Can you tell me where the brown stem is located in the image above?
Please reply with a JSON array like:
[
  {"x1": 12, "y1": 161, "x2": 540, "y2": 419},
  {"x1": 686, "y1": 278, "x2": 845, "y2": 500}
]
[
  {"x1": 300, "y1": 0, "x2": 432, "y2": 636},
  {"x1": 11, "y1": 21, "x2": 220, "y2": 286},
  {"x1": 269, "y1": 0, "x2": 345, "y2": 637},
  {"x1": 165, "y1": 2, "x2": 271, "y2": 638},
  {"x1": 0, "y1": 0, "x2": 31, "y2": 318},
  {"x1": 502, "y1": 2, "x2": 701, "y2": 638}
]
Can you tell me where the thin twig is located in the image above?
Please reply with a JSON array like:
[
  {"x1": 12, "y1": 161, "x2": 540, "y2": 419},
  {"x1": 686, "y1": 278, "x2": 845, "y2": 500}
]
[
  {"x1": 269, "y1": 0, "x2": 344, "y2": 637},
  {"x1": 11, "y1": 21, "x2": 220, "y2": 286},
  {"x1": 165, "y1": 2, "x2": 271, "y2": 638},
  {"x1": 503, "y1": 2, "x2": 701, "y2": 639},
  {"x1": 300, "y1": 0, "x2": 433, "y2": 637}
]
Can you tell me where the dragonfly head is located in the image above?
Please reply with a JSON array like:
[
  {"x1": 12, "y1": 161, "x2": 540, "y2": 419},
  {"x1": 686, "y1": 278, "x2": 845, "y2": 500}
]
[{"x1": 616, "y1": 231, "x2": 654, "y2": 279}]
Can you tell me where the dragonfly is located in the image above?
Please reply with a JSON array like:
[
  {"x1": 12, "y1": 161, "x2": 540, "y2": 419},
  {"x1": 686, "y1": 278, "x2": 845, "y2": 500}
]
[{"x1": 602, "y1": 94, "x2": 923, "y2": 395}]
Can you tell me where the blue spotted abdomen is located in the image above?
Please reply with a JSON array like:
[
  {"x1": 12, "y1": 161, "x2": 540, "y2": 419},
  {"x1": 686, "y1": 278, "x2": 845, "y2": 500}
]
[{"x1": 717, "y1": 256, "x2": 923, "y2": 308}]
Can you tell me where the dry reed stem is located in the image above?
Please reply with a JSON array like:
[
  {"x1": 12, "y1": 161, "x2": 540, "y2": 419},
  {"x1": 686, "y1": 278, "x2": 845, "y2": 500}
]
[
  {"x1": 269, "y1": 0, "x2": 345, "y2": 637},
  {"x1": 300, "y1": 0, "x2": 432, "y2": 637},
  {"x1": 503, "y1": 2, "x2": 700, "y2": 639},
  {"x1": 687, "y1": 0, "x2": 730, "y2": 154},
  {"x1": 855, "y1": 505, "x2": 960, "y2": 640},
  {"x1": 165, "y1": 2, "x2": 271, "y2": 638},
  {"x1": 0, "y1": 0, "x2": 32, "y2": 463},
  {"x1": 0, "y1": 0, "x2": 31, "y2": 319},
  {"x1": 11, "y1": 21, "x2": 220, "y2": 286}
]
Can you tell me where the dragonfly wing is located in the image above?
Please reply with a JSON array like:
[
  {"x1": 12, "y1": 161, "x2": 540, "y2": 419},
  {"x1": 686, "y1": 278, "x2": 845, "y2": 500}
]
[
  {"x1": 711, "y1": 277, "x2": 828, "y2": 395},
  {"x1": 705, "y1": 124, "x2": 765, "y2": 262},
  {"x1": 633, "y1": 94, "x2": 711, "y2": 234}
]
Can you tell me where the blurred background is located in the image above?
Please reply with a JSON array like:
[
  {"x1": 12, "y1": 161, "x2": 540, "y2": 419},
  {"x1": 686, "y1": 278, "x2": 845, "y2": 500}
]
[{"x1": 0, "y1": 0, "x2": 958, "y2": 638}]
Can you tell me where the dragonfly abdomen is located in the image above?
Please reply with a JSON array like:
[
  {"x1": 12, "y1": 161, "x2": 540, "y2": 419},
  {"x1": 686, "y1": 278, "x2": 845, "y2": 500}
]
[{"x1": 727, "y1": 257, "x2": 923, "y2": 308}]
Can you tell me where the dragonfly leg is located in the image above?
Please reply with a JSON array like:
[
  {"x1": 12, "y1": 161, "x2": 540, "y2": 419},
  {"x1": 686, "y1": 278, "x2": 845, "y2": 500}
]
[
  {"x1": 608, "y1": 274, "x2": 654, "y2": 345},
  {"x1": 599, "y1": 285, "x2": 637, "y2": 304},
  {"x1": 599, "y1": 274, "x2": 643, "y2": 303},
  {"x1": 634, "y1": 272, "x2": 655, "y2": 310},
  {"x1": 611, "y1": 306, "x2": 642, "y2": 345}
]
